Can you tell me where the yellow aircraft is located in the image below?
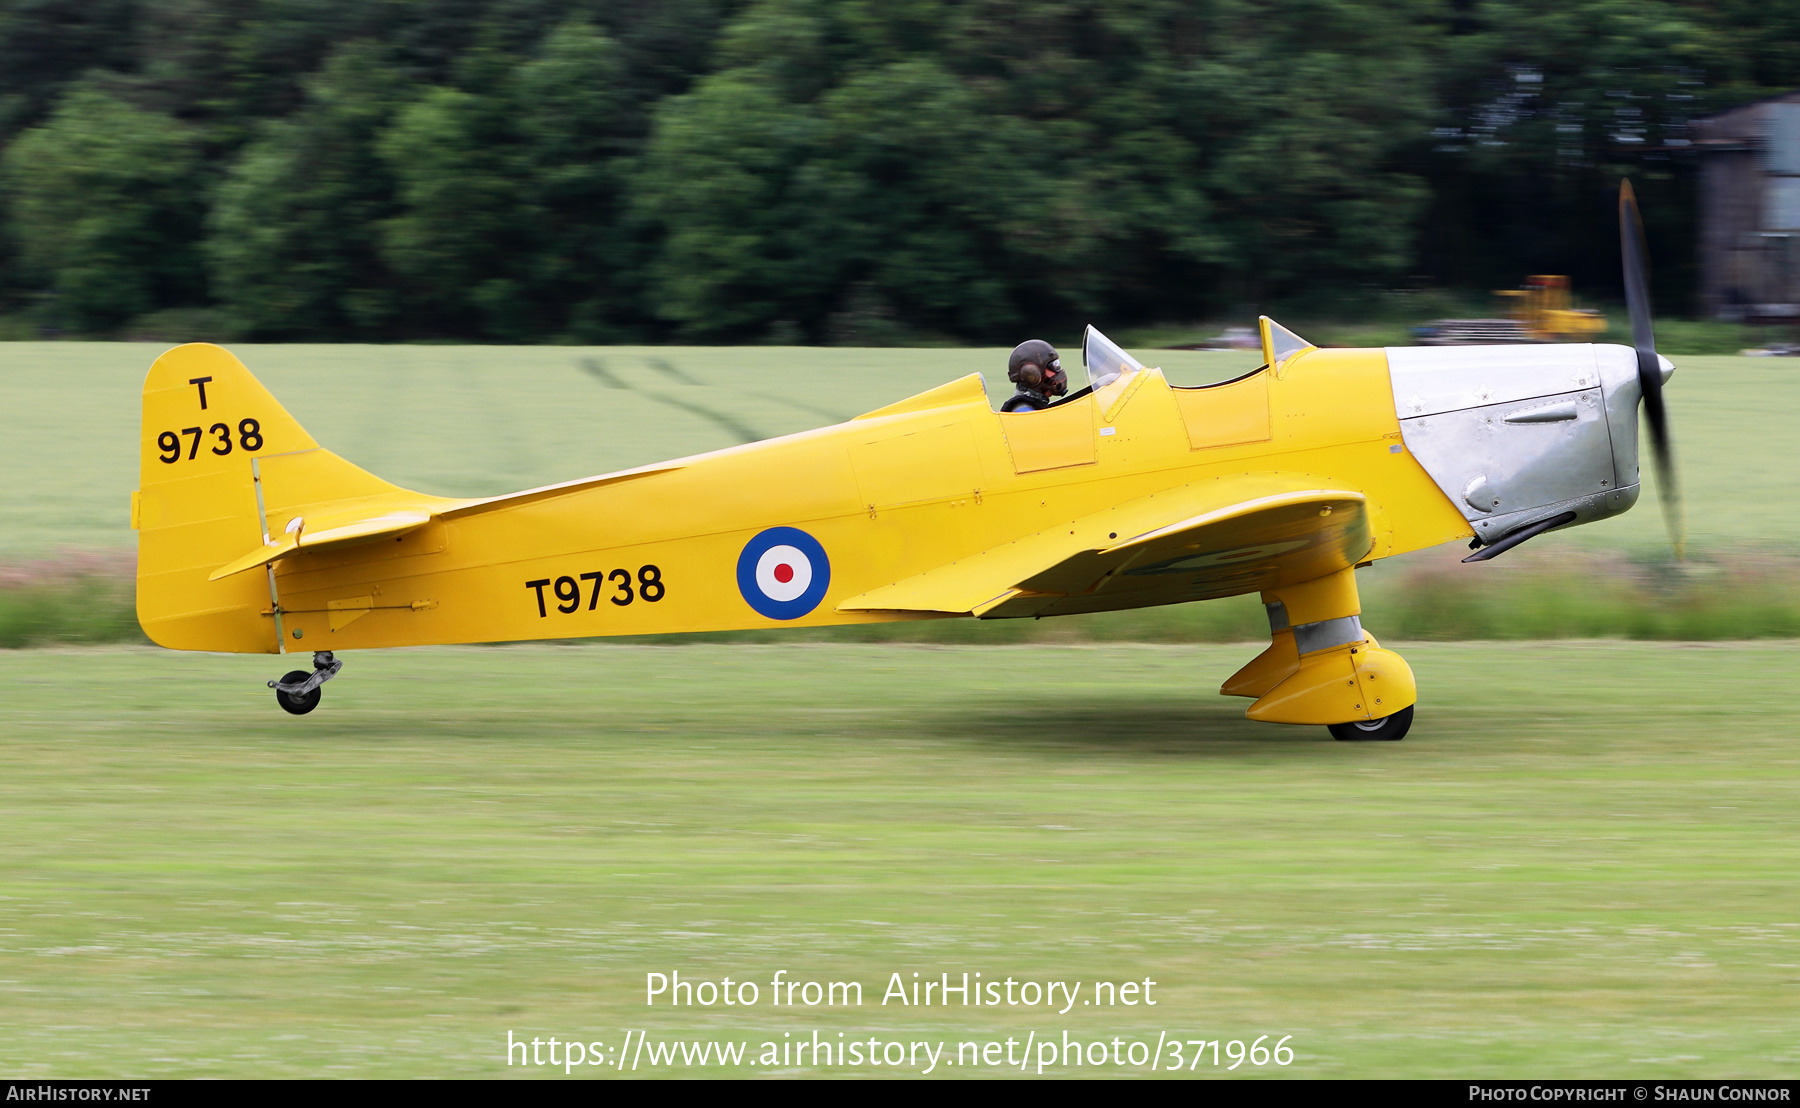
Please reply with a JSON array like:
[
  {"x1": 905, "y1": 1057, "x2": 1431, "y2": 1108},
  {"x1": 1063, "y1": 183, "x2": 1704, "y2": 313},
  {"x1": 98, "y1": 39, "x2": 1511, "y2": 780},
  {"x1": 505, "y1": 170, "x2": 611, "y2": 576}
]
[{"x1": 132, "y1": 183, "x2": 1680, "y2": 739}]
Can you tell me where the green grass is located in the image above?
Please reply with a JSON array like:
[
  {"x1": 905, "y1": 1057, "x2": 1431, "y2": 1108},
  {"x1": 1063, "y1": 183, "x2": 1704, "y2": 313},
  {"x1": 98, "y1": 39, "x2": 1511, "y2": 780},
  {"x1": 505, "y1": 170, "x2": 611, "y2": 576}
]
[
  {"x1": 3, "y1": 642, "x2": 1800, "y2": 1078},
  {"x1": 1611, "y1": 317, "x2": 1766, "y2": 357}
]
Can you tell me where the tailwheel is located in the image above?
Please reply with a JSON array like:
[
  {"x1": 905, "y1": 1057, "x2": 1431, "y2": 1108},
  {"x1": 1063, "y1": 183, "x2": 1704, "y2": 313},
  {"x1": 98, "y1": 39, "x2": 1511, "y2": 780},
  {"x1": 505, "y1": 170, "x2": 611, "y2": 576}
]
[
  {"x1": 273, "y1": 670, "x2": 321, "y2": 715},
  {"x1": 269, "y1": 651, "x2": 342, "y2": 716},
  {"x1": 1328, "y1": 704, "x2": 1413, "y2": 742}
]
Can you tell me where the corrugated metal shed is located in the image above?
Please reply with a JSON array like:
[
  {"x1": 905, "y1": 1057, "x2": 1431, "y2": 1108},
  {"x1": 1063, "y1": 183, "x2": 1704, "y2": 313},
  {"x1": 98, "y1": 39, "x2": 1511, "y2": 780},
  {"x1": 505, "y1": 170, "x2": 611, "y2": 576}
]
[{"x1": 1696, "y1": 91, "x2": 1800, "y2": 320}]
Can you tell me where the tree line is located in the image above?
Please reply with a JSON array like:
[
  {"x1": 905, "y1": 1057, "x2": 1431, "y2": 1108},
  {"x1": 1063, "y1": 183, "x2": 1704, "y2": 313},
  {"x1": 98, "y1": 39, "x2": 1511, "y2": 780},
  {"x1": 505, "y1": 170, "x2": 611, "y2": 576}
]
[{"x1": 0, "y1": 0, "x2": 1793, "y2": 343}]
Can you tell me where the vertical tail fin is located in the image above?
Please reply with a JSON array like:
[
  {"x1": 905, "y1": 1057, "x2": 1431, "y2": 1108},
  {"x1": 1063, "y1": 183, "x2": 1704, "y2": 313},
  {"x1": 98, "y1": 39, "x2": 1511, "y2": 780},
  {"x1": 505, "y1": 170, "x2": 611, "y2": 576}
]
[{"x1": 134, "y1": 344, "x2": 412, "y2": 653}]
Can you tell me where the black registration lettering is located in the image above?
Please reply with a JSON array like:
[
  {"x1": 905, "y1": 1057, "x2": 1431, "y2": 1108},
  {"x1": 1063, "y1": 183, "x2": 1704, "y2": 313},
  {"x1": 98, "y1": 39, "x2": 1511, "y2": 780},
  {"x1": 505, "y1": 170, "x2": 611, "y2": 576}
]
[
  {"x1": 524, "y1": 579, "x2": 551, "y2": 618},
  {"x1": 580, "y1": 571, "x2": 606, "y2": 610},
  {"x1": 528, "y1": 565, "x2": 667, "y2": 617},
  {"x1": 153, "y1": 415, "x2": 261, "y2": 464},
  {"x1": 554, "y1": 575, "x2": 580, "y2": 614}
]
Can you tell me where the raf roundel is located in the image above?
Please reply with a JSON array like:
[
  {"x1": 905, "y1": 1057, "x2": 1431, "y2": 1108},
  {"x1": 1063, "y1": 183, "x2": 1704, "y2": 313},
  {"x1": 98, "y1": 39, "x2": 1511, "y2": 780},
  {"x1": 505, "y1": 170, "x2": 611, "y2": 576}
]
[{"x1": 737, "y1": 527, "x2": 831, "y2": 620}]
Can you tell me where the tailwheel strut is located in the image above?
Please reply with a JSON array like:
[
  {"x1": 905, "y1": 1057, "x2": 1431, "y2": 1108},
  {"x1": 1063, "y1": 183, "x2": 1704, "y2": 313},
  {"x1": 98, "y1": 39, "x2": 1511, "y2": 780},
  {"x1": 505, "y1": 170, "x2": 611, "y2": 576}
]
[{"x1": 270, "y1": 651, "x2": 343, "y2": 716}]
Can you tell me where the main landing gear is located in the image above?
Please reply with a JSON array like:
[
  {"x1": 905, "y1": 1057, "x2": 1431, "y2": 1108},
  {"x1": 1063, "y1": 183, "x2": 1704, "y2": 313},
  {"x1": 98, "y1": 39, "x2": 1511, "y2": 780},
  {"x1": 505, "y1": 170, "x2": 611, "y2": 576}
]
[
  {"x1": 1219, "y1": 567, "x2": 1420, "y2": 742},
  {"x1": 1327, "y1": 704, "x2": 1413, "y2": 742},
  {"x1": 270, "y1": 651, "x2": 342, "y2": 715}
]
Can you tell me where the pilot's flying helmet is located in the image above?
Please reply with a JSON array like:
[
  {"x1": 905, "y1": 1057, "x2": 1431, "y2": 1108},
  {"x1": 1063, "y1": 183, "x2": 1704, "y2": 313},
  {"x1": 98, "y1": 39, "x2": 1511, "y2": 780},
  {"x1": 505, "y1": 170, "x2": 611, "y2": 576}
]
[{"x1": 1007, "y1": 339, "x2": 1067, "y2": 397}]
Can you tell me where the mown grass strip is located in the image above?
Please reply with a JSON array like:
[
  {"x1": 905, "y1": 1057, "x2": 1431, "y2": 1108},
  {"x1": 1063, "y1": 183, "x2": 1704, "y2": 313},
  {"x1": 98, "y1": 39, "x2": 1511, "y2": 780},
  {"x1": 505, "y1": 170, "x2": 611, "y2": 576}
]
[{"x1": 3, "y1": 641, "x2": 1799, "y2": 1077}]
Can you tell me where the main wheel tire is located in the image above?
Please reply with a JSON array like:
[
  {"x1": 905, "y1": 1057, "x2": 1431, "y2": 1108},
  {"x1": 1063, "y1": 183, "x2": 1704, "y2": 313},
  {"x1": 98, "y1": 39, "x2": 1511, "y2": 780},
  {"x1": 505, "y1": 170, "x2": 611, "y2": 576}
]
[
  {"x1": 1328, "y1": 704, "x2": 1412, "y2": 742},
  {"x1": 274, "y1": 670, "x2": 321, "y2": 716}
]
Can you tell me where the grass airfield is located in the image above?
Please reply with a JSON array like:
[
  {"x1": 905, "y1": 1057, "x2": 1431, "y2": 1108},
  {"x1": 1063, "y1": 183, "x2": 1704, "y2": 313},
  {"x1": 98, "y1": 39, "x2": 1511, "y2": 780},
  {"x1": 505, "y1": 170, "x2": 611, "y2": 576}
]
[
  {"x1": 4, "y1": 341, "x2": 1800, "y2": 1077},
  {"x1": 5, "y1": 642, "x2": 1800, "y2": 1078}
]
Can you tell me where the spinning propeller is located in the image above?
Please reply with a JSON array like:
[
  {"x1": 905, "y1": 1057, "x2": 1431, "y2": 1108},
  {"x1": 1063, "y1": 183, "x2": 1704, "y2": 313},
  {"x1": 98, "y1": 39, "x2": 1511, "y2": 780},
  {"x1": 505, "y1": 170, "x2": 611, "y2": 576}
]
[{"x1": 1619, "y1": 179, "x2": 1685, "y2": 559}]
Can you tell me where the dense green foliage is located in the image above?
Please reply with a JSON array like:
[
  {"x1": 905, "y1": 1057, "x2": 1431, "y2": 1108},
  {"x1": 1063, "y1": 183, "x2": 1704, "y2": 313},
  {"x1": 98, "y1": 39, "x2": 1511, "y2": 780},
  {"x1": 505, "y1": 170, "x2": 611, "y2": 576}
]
[{"x1": 0, "y1": 0, "x2": 1795, "y2": 341}]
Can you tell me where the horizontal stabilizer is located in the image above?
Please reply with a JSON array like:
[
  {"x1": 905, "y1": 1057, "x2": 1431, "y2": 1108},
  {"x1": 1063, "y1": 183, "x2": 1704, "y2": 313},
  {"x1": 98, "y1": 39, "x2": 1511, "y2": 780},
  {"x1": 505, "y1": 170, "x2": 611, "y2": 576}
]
[
  {"x1": 208, "y1": 510, "x2": 435, "y2": 580},
  {"x1": 208, "y1": 458, "x2": 687, "y2": 581}
]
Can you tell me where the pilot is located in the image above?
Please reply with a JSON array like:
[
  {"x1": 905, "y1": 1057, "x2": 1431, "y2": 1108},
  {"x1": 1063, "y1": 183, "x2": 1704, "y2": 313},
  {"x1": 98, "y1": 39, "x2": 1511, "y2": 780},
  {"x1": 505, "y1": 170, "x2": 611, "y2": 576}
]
[{"x1": 1001, "y1": 339, "x2": 1068, "y2": 412}]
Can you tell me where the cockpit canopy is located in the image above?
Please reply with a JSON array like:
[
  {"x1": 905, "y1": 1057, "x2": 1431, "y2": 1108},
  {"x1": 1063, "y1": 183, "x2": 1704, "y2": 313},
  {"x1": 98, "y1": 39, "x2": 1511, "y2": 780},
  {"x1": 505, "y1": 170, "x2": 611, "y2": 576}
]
[
  {"x1": 1080, "y1": 318, "x2": 1312, "y2": 394},
  {"x1": 1082, "y1": 325, "x2": 1144, "y2": 390}
]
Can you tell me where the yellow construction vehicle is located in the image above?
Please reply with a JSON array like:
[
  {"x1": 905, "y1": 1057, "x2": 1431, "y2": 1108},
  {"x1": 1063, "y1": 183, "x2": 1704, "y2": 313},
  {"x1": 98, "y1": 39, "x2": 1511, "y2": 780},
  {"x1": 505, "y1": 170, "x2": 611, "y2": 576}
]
[
  {"x1": 1497, "y1": 275, "x2": 1608, "y2": 341},
  {"x1": 1421, "y1": 275, "x2": 1608, "y2": 345}
]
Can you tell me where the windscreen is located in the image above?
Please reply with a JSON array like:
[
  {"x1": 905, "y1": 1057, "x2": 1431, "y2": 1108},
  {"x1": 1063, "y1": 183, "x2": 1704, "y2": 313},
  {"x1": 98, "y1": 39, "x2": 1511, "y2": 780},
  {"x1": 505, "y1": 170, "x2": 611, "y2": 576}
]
[
  {"x1": 1083, "y1": 326, "x2": 1145, "y2": 390},
  {"x1": 1259, "y1": 316, "x2": 1313, "y2": 367}
]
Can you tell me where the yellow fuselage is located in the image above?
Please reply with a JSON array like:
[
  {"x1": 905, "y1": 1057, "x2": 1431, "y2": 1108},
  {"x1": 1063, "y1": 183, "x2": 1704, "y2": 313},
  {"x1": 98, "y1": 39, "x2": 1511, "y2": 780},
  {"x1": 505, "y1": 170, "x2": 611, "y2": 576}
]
[{"x1": 182, "y1": 347, "x2": 1468, "y2": 654}]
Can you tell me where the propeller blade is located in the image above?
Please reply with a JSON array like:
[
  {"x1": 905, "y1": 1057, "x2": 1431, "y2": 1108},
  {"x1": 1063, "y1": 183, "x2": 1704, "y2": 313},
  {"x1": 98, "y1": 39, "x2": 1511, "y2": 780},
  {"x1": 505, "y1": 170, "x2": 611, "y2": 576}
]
[{"x1": 1619, "y1": 179, "x2": 1685, "y2": 558}]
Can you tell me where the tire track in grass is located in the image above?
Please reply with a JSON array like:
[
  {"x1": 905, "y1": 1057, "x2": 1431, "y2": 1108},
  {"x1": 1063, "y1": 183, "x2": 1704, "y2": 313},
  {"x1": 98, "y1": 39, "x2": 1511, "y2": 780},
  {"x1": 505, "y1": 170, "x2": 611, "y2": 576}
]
[
  {"x1": 578, "y1": 356, "x2": 765, "y2": 445},
  {"x1": 643, "y1": 355, "x2": 852, "y2": 426}
]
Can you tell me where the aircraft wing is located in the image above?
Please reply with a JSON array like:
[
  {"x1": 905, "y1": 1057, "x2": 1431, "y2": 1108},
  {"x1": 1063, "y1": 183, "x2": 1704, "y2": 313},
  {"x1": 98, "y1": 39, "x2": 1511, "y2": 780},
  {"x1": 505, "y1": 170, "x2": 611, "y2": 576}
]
[{"x1": 836, "y1": 475, "x2": 1372, "y2": 619}]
